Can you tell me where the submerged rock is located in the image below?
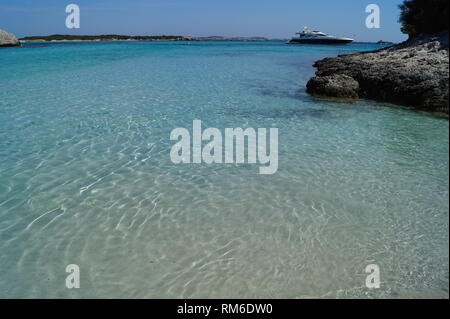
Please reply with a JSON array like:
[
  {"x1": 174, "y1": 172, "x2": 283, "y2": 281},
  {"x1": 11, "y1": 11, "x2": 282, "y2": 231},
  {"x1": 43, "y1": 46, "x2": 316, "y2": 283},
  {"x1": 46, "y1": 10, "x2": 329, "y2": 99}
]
[
  {"x1": 307, "y1": 32, "x2": 449, "y2": 114},
  {"x1": 0, "y1": 29, "x2": 20, "y2": 47}
]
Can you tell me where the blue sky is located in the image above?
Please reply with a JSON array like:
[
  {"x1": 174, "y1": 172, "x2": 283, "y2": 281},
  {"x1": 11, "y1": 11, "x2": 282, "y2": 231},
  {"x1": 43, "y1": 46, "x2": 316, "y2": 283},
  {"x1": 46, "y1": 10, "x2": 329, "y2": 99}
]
[{"x1": 0, "y1": 0, "x2": 407, "y2": 42}]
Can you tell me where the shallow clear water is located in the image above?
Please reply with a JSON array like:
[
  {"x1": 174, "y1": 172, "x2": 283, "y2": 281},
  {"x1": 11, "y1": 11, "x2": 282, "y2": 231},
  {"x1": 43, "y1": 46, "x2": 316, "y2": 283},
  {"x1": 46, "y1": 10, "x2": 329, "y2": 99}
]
[{"x1": 0, "y1": 41, "x2": 448, "y2": 299}]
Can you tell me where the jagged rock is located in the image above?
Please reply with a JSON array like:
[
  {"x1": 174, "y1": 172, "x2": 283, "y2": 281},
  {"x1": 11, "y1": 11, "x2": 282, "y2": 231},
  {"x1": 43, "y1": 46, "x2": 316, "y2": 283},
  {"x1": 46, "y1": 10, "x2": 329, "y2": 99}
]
[
  {"x1": 307, "y1": 31, "x2": 449, "y2": 114},
  {"x1": 307, "y1": 74, "x2": 359, "y2": 99},
  {"x1": 0, "y1": 29, "x2": 20, "y2": 47}
]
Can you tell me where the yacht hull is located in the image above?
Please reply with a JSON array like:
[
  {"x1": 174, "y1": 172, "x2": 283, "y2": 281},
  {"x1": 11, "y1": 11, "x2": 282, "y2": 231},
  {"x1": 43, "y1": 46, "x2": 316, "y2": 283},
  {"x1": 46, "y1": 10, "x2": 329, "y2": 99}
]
[{"x1": 287, "y1": 38, "x2": 353, "y2": 44}]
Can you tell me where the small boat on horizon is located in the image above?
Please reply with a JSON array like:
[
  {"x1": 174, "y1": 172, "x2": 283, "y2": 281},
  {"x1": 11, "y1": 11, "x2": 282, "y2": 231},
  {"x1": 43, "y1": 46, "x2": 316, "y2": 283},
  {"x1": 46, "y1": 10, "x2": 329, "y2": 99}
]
[{"x1": 287, "y1": 27, "x2": 354, "y2": 45}]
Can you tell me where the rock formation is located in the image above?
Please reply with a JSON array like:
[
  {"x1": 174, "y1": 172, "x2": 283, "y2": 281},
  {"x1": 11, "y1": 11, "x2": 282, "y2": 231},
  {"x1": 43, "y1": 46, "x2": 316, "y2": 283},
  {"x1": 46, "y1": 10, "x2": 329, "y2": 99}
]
[
  {"x1": 307, "y1": 74, "x2": 359, "y2": 99},
  {"x1": 306, "y1": 32, "x2": 449, "y2": 114},
  {"x1": 0, "y1": 29, "x2": 20, "y2": 47}
]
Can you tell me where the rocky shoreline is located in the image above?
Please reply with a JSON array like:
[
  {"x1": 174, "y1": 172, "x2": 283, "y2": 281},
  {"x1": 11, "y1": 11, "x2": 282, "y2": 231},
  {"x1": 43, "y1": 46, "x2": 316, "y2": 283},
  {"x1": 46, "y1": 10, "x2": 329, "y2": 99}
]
[
  {"x1": 0, "y1": 29, "x2": 20, "y2": 47},
  {"x1": 307, "y1": 32, "x2": 449, "y2": 115}
]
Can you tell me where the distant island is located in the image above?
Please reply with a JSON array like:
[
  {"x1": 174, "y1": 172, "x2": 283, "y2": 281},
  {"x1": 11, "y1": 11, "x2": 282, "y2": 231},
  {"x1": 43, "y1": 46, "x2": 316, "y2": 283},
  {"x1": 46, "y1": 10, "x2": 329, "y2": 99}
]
[
  {"x1": 19, "y1": 34, "x2": 287, "y2": 42},
  {"x1": 20, "y1": 34, "x2": 195, "y2": 42},
  {"x1": 194, "y1": 36, "x2": 285, "y2": 42},
  {"x1": 376, "y1": 40, "x2": 394, "y2": 44}
]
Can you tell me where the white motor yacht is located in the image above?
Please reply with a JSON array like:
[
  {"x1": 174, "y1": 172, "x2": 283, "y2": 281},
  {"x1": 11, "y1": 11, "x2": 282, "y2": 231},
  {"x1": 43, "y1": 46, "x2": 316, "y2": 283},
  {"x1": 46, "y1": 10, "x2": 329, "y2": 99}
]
[{"x1": 287, "y1": 27, "x2": 354, "y2": 44}]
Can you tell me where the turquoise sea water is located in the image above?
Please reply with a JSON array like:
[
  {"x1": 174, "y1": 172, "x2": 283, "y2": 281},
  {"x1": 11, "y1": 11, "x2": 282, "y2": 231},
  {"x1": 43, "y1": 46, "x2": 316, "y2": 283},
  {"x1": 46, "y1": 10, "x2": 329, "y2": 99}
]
[{"x1": 0, "y1": 41, "x2": 448, "y2": 298}]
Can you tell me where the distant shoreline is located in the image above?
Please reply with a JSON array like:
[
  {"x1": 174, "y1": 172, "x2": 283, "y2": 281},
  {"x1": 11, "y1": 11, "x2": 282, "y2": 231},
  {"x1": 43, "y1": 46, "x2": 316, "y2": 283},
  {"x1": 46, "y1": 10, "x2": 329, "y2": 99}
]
[
  {"x1": 20, "y1": 35, "x2": 195, "y2": 42},
  {"x1": 19, "y1": 35, "x2": 394, "y2": 44},
  {"x1": 19, "y1": 34, "x2": 288, "y2": 42}
]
